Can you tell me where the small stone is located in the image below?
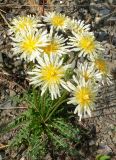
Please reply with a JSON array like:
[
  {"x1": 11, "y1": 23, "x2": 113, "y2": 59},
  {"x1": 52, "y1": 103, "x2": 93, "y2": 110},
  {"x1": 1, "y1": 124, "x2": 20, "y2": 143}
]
[
  {"x1": 10, "y1": 90, "x2": 16, "y2": 97},
  {"x1": 95, "y1": 16, "x2": 102, "y2": 24},
  {"x1": 0, "y1": 151, "x2": 5, "y2": 160},
  {"x1": 55, "y1": 5, "x2": 64, "y2": 13},
  {"x1": 20, "y1": 157, "x2": 25, "y2": 160},
  {"x1": 108, "y1": 0, "x2": 116, "y2": 4},
  {"x1": 1, "y1": 100, "x2": 12, "y2": 109},
  {"x1": 90, "y1": 3, "x2": 98, "y2": 14},
  {"x1": 112, "y1": 137, "x2": 116, "y2": 143},
  {"x1": 14, "y1": 60, "x2": 22, "y2": 67},
  {"x1": 44, "y1": 153, "x2": 52, "y2": 160},
  {"x1": 112, "y1": 37, "x2": 116, "y2": 46},
  {"x1": 99, "y1": 8, "x2": 110, "y2": 16},
  {"x1": 97, "y1": 144, "x2": 113, "y2": 155},
  {"x1": 97, "y1": 32, "x2": 108, "y2": 41},
  {"x1": 60, "y1": 0, "x2": 63, "y2": 4},
  {"x1": 108, "y1": 0, "x2": 113, "y2": 3},
  {"x1": 89, "y1": 140, "x2": 95, "y2": 146},
  {"x1": 108, "y1": 17, "x2": 116, "y2": 22},
  {"x1": 0, "y1": 53, "x2": 3, "y2": 63},
  {"x1": 0, "y1": 155, "x2": 2, "y2": 160}
]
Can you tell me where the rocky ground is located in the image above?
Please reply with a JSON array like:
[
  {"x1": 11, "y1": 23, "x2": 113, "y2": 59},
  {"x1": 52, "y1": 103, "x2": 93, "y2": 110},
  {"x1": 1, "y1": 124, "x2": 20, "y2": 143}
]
[{"x1": 0, "y1": 0, "x2": 116, "y2": 160}]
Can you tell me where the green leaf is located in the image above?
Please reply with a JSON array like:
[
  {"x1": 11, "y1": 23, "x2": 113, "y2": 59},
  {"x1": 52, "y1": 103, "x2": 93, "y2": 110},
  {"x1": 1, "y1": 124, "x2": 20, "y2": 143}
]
[
  {"x1": 52, "y1": 118, "x2": 79, "y2": 141},
  {"x1": 96, "y1": 155, "x2": 111, "y2": 160},
  {"x1": 27, "y1": 129, "x2": 47, "y2": 160}
]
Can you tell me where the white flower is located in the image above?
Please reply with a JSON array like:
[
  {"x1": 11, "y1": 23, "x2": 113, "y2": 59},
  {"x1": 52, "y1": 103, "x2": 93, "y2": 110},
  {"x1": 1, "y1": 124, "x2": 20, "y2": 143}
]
[
  {"x1": 68, "y1": 19, "x2": 90, "y2": 34},
  {"x1": 69, "y1": 32, "x2": 104, "y2": 59},
  {"x1": 9, "y1": 15, "x2": 43, "y2": 35},
  {"x1": 75, "y1": 62, "x2": 101, "y2": 82},
  {"x1": 28, "y1": 55, "x2": 70, "y2": 100},
  {"x1": 43, "y1": 12, "x2": 69, "y2": 31},
  {"x1": 91, "y1": 56, "x2": 112, "y2": 84},
  {"x1": 11, "y1": 29, "x2": 48, "y2": 62},
  {"x1": 41, "y1": 29, "x2": 69, "y2": 56},
  {"x1": 67, "y1": 78, "x2": 97, "y2": 121}
]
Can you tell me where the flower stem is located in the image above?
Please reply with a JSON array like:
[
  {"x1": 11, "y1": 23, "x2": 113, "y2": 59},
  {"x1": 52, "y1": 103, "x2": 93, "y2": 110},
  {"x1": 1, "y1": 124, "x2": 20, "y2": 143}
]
[{"x1": 45, "y1": 91, "x2": 68, "y2": 122}]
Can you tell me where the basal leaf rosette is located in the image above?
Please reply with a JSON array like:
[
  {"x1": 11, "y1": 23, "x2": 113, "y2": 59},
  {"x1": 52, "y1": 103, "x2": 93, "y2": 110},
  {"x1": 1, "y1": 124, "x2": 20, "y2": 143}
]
[{"x1": 28, "y1": 55, "x2": 70, "y2": 100}]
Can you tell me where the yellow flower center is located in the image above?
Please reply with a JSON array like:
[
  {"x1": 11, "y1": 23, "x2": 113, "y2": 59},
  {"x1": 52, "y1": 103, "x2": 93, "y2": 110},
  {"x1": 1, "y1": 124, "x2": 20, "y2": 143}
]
[
  {"x1": 51, "y1": 15, "x2": 65, "y2": 27},
  {"x1": 42, "y1": 40, "x2": 59, "y2": 55},
  {"x1": 20, "y1": 35, "x2": 39, "y2": 54},
  {"x1": 75, "y1": 87, "x2": 93, "y2": 107},
  {"x1": 79, "y1": 35, "x2": 95, "y2": 53},
  {"x1": 95, "y1": 59, "x2": 108, "y2": 74},
  {"x1": 15, "y1": 17, "x2": 33, "y2": 32},
  {"x1": 41, "y1": 64, "x2": 64, "y2": 84}
]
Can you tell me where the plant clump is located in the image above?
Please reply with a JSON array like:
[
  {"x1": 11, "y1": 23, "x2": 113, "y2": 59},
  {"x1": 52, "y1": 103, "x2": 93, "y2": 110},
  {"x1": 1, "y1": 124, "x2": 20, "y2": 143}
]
[{"x1": 4, "y1": 11, "x2": 112, "y2": 159}]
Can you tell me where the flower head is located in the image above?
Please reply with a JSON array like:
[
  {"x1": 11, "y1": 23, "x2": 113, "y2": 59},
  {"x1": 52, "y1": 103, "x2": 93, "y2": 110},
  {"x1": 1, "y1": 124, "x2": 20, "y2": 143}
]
[
  {"x1": 75, "y1": 62, "x2": 101, "y2": 82},
  {"x1": 67, "y1": 78, "x2": 97, "y2": 121},
  {"x1": 92, "y1": 56, "x2": 112, "y2": 84},
  {"x1": 94, "y1": 58, "x2": 108, "y2": 75},
  {"x1": 68, "y1": 19, "x2": 90, "y2": 34},
  {"x1": 43, "y1": 12, "x2": 69, "y2": 31},
  {"x1": 11, "y1": 29, "x2": 48, "y2": 61},
  {"x1": 28, "y1": 55, "x2": 70, "y2": 100},
  {"x1": 41, "y1": 31, "x2": 69, "y2": 56},
  {"x1": 9, "y1": 15, "x2": 43, "y2": 34},
  {"x1": 69, "y1": 32, "x2": 104, "y2": 59}
]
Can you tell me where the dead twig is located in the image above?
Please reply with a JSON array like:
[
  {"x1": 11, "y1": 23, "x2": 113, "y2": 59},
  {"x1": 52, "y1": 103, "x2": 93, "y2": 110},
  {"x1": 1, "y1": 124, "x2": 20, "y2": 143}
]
[
  {"x1": 95, "y1": 9, "x2": 116, "y2": 27},
  {"x1": 0, "y1": 71, "x2": 26, "y2": 91},
  {"x1": 0, "y1": 144, "x2": 9, "y2": 150},
  {"x1": 0, "y1": 107, "x2": 27, "y2": 110},
  {"x1": 0, "y1": 8, "x2": 6, "y2": 13},
  {"x1": 0, "y1": 10, "x2": 11, "y2": 27},
  {"x1": 0, "y1": 3, "x2": 115, "y2": 7},
  {"x1": 27, "y1": 0, "x2": 44, "y2": 15},
  {"x1": 83, "y1": 112, "x2": 116, "y2": 119}
]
